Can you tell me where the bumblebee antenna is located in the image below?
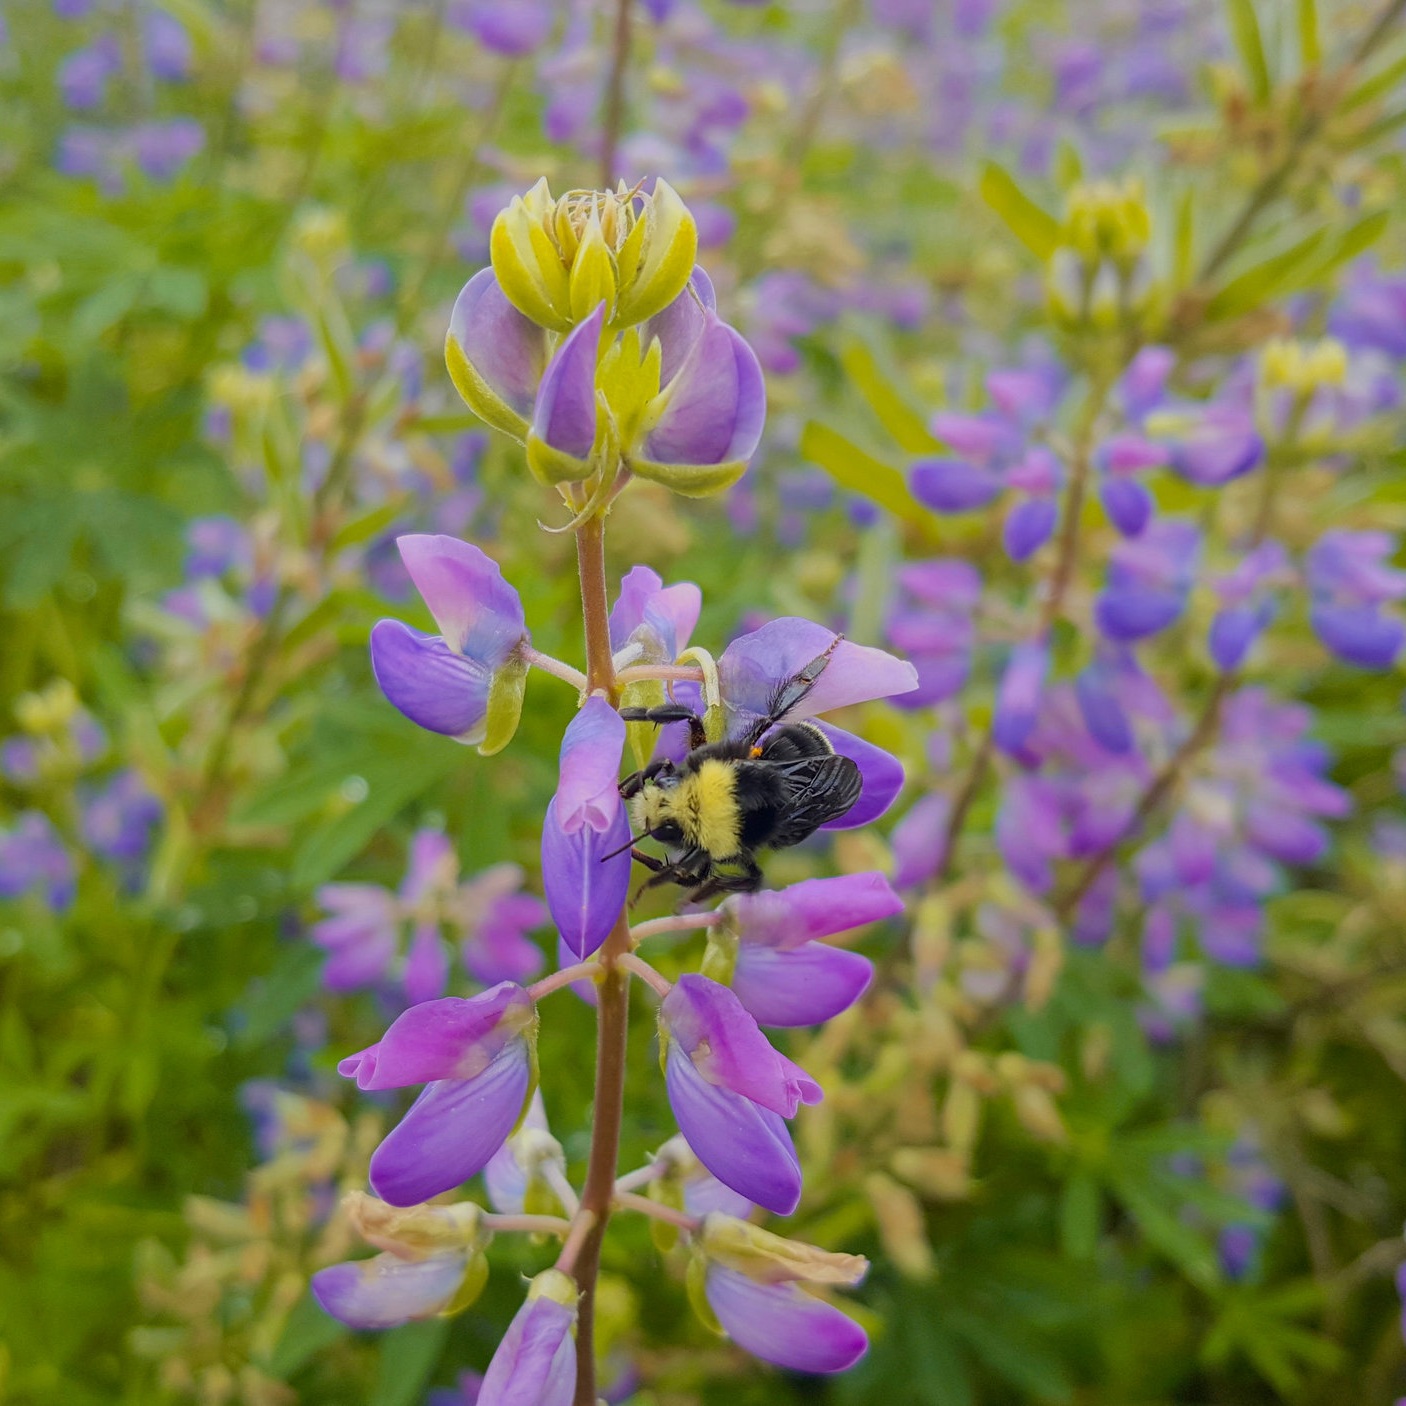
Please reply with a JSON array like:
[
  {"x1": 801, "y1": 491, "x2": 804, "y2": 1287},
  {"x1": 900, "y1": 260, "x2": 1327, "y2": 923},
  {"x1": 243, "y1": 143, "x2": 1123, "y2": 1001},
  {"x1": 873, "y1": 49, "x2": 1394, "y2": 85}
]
[{"x1": 600, "y1": 830, "x2": 649, "y2": 862}]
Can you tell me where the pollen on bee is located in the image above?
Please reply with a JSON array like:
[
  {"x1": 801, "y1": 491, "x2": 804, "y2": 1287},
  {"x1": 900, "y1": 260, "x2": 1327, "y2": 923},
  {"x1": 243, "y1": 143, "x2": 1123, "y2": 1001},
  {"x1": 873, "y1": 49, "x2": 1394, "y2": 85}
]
[{"x1": 749, "y1": 746, "x2": 763, "y2": 758}]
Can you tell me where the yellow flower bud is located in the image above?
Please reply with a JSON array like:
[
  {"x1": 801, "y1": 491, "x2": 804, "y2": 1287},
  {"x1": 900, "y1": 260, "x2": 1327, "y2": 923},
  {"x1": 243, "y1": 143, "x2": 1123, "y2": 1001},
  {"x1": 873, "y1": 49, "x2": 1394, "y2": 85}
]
[
  {"x1": 697, "y1": 1214, "x2": 869, "y2": 1287},
  {"x1": 488, "y1": 178, "x2": 698, "y2": 333},
  {"x1": 865, "y1": 1172, "x2": 934, "y2": 1280},
  {"x1": 343, "y1": 1192, "x2": 487, "y2": 1260},
  {"x1": 891, "y1": 1146, "x2": 972, "y2": 1201}
]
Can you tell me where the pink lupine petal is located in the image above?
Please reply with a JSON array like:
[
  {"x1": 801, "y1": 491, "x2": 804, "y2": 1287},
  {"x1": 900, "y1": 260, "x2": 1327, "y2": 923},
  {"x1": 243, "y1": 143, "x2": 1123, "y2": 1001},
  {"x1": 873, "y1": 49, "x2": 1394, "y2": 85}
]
[
  {"x1": 732, "y1": 942, "x2": 874, "y2": 1027},
  {"x1": 312, "y1": 1251, "x2": 466, "y2": 1331},
  {"x1": 395, "y1": 535, "x2": 526, "y2": 662},
  {"x1": 704, "y1": 1265, "x2": 868, "y2": 1374},
  {"x1": 720, "y1": 872, "x2": 902, "y2": 949},
  {"x1": 369, "y1": 1041, "x2": 533, "y2": 1206},
  {"x1": 664, "y1": 1045, "x2": 802, "y2": 1216}
]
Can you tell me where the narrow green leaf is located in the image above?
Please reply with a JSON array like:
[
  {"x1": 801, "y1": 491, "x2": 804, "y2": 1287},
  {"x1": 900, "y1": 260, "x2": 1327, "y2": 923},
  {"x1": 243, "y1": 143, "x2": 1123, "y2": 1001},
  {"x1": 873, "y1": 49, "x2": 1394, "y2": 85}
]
[
  {"x1": 1205, "y1": 229, "x2": 1325, "y2": 319},
  {"x1": 838, "y1": 338, "x2": 940, "y2": 453},
  {"x1": 1296, "y1": 0, "x2": 1320, "y2": 65},
  {"x1": 329, "y1": 499, "x2": 409, "y2": 555},
  {"x1": 1227, "y1": 0, "x2": 1271, "y2": 102},
  {"x1": 290, "y1": 745, "x2": 456, "y2": 890},
  {"x1": 1174, "y1": 188, "x2": 1196, "y2": 285},
  {"x1": 1059, "y1": 1172, "x2": 1100, "y2": 1260},
  {"x1": 978, "y1": 161, "x2": 1060, "y2": 261},
  {"x1": 799, "y1": 420, "x2": 925, "y2": 527},
  {"x1": 1343, "y1": 49, "x2": 1406, "y2": 111},
  {"x1": 406, "y1": 412, "x2": 490, "y2": 435},
  {"x1": 266, "y1": 1290, "x2": 348, "y2": 1378},
  {"x1": 370, "y1": 1318, "x2": 449, "y2": 1406}
]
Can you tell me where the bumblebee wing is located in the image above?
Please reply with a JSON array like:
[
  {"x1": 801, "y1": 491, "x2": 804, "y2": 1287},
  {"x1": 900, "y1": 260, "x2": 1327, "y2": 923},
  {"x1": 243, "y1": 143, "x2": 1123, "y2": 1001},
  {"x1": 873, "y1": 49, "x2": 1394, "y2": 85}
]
[{"x1": 766, "y1": 754, "x2": 863, "y2": 848}]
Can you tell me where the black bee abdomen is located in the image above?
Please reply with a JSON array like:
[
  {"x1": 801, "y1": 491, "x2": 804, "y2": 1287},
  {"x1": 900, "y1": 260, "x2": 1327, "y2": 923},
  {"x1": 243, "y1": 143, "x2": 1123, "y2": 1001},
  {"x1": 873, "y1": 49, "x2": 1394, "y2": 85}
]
[{"x1": 757, "y1": 721, "x2": 834, "y2": 763}]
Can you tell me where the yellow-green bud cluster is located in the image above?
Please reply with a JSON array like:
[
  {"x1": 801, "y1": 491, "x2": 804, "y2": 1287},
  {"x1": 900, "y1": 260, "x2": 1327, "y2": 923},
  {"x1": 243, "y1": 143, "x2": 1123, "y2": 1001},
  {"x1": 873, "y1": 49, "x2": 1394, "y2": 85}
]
[
  {"x1": 1046, "y1": 178, "x2": 1155, "y2": 330},
  {"x1": 490, "y1": 177, "x2": 697, "y2": 333},
  {"x1": 1260, "y1": 337, "x2": 1348, "y2": 395}
]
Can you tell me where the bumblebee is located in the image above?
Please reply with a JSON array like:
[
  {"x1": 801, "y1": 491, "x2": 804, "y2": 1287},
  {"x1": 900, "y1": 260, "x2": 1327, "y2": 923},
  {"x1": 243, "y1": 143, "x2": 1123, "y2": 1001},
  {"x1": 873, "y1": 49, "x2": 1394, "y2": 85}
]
[{"x1": 612, "y1": 644, "x2": 862, "y2": 903}]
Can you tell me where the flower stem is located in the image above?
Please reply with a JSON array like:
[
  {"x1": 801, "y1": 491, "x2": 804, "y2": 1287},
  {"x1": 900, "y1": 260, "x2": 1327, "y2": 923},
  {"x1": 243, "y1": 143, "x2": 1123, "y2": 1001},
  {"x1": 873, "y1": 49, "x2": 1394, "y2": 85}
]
[
  {"x1": 570, "y1": 513, "x2": 633, "y2": 1406},
  {"x1": 630, "y1": 912, "x2": 722, "y2": 943},
  {"x1": 554, "y1": 1208, "x2": 600, "y2": 1276},
  {"x1": 522, "y1": 646, "x2": 590, "y2": 691},
  {"x1": 615, "y1": 664, "x2": 706, "y2": 686},
  {"x1": 598, "y1": 0, "x2": 634, "y2": 189},
  {"x1": 528, "y1": 961, "x2": 600, "y2": 1001},
  {"x1": 614, "y1": 1189, "x2": 699, "y2": 1231},
  {"x1": 613, "y1": 1159, "x2": 668, "y2": 1194},
  {"x1": 617, "y1": 950, "x2": 672, "y2": 996}
]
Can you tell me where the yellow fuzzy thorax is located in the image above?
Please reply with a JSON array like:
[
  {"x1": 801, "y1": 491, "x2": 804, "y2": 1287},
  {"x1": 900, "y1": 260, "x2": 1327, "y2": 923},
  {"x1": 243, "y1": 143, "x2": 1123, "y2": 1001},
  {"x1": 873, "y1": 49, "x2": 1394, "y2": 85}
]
[{"x1": 640, "y1": 762, "x2": 742, "y2": 859}]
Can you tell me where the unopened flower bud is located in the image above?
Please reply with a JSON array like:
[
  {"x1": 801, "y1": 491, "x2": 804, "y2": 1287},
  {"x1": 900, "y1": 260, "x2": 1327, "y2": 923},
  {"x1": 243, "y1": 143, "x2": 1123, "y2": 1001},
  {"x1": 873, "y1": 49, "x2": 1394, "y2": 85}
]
[{"x1": 865, "y1": 1172, "x2": 934, "y2": 1279}]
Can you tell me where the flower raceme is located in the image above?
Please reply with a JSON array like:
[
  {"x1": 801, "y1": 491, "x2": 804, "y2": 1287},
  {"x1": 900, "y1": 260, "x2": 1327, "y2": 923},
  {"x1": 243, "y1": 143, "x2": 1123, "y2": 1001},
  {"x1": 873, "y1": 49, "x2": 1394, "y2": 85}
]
[{"x1": 446, "y1": 180, "x2": 765, "y2": 497}]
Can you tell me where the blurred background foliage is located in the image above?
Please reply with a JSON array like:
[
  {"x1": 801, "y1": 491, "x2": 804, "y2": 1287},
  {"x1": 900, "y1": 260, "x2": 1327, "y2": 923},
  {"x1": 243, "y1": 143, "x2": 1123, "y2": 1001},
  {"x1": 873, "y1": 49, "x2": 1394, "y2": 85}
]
[{"x1": 3, "y1": 0, "x2": 1406, "y2": 1402}]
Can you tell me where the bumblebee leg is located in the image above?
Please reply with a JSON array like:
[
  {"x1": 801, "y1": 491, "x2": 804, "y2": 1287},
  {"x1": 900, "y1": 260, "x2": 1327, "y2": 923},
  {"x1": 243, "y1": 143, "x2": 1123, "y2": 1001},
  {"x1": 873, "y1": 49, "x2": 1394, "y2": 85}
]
[
  {"x1": 619, "y1": 757, "x2": 674, "y2": 800},
  {"x1": 630, "y1": 848, "x2": 666, "y2": 873},
  {"x1": 686, "y1": 858, "x2": 763, "y2": 904},
  {"x1": 619, "y1": 705, "x2": 707, "y2": 751}
]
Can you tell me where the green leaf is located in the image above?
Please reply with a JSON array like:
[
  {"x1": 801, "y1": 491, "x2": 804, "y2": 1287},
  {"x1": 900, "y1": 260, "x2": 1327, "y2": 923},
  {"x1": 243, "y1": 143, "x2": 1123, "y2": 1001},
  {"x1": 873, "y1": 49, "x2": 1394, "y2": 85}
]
[
  {"x1": 1297, "y1": 0, "x2": 1320, "y2": 66},
  {"x1": 799, "y1": 420, "x2": 927, "y2": 528},
  {"x1": 1059, "y1": 1172, "x2": 1100, "y2": 1260},
  {"x1": 978, "y1": 162, "x2": 1060, "y2": 261},
  {"x1": 369, "y1": 1318, "x2": 449, "y2": 1406},
  {"x1": 266, "y1": 1290, "x2": 348, "y2": 1379},
  {"x1": 1227, "y1": 0, "x2": 1271, "y2": 102},
  {"x1": 290, "y1": 742, "x2": 458, "y2": 890},
  {"x1": 1174, "y1": 188, "x2": 1196, "y2": 285},
  {"x1": 1205, "y1": 229, "x2": 1325, "y2": 319},
  {"x1": 838, "y1": 337, "x2": 940, "y2": 453},
  {"x1": 1343, "y1": 49, "x2": 1406, "y2": 111},
  {"x1": 147, "y1": 266, "x2": 209, "y2": 320}
]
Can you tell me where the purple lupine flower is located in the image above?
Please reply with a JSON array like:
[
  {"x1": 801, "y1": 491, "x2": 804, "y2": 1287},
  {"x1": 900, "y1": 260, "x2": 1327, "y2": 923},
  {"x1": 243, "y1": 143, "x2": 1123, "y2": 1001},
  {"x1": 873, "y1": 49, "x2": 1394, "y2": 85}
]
[
  {"x1": 130, "y1": 119, "x2": 205, "y2": 180},
  {"x1": 370, "y1": 535, "x2": 529, "y2": 744},
  {"x1": 993, "y1": 640, "x2": 1049, "y2": 756},
  {"x1": 1158, "y1": 404, "x2": 1264, "y2": 487},
  {"x1": 452, "y1": 263, "x2": 765, "y2": 493},
  {"x1": 911, "y1": 407, "x2": 1028, "y2": 516},
  {"x1": 335, "y1": 17, "x2": 394, "y2": 83},
  {"x1": 1074, "y1": 658, "x2": 1134, "y2": 755},
  {"x1": 339, "y1": 984, "x2": 537, "y2": 1206},
  {"x1": 717, "y1": 873, "x2": 899, "y2": 1027},
  {"x1": 313, "y1": 884, "x2": 401, "y2": 992},
  {"x1": 1096, "y1": 433, "x2": 1166, "y2": 537},
  {"x1": 542, "y1": 698, "x2": 631, "y2": 959},
  {"x1": 185, "y1": 516, "x2": 251, "y2": 579},
  {"x1": 529, "y1": 305, "x2": 603, "y2": 475},
  {"x1": 0, "y1": 812, "x2": 76, "y2": 911},
  {"x1": 144, "y1": 10, "x2": 193, "y2": 81},
  {"x1": 660, "y1": 975, "x2": 822, "y2": 1213},
  {"x1": 479, "y1": 1270, "x2": 577, "y2": 1406},
  {"x1": 715, "y1": 616, "x2": 916, "y2": 824},
  {"x1": 695, "y1": 1214, "x2": 869, "y2": 1373},
  {"x1": 890, "y1": 792, "x2": 951, "y2": 889},
  {"x1": 609, "y1": 564, "x2": 701, "y2": 664},
  {"x1": 484, "y1": 1090, "x2": 564, "y2": 1215},
  {"x1": 887, "y1": 560, "x2": 981, "y2": 708},
  {"x1": 650, "y1": 1136, "x2": 755, "y2": 1219},
  {"x1": 448, "y1": 0, "x2": 553, "y2": 55},
  {"x1": 313, "y1": 1251, "x2": 469, "y2": 1330},
  {"x1": 1306, "y1": 530, "x2": 1406, "y2": 669},
  {"x1": 703, "y1": 1266, "x2": 868, "y2": 1374},
  {"x1": 79, "y1": 770, "x2": 163, "y2": 873},
  {"x1": 1096, "y1": 519, "x2": 1200, "y2": 642},
  {"x1": 59, "y1": 35, "x2": 121, "y2": 110},
  {"x1": 1209, "y1": 541, "x2": 1288, "y2": 672},
  {"x1": 1328, "y1": 264, "x2": 1406, "y2": 359}
]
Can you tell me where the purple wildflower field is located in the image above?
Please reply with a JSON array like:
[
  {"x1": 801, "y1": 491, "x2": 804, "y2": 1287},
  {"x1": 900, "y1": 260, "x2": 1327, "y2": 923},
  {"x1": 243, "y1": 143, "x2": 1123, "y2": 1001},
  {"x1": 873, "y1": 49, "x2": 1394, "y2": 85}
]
[{"x1": 4, "y1": 1, "x2": 1406, "y2": 1403}]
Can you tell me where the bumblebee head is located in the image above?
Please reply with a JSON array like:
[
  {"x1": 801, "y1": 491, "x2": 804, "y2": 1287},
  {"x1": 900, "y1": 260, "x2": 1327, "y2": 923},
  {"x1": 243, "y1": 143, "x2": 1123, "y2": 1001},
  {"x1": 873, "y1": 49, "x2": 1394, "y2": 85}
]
[
  {"x1": 632, "y1": 761, "x2": 742, "y2": 860},
  {"x1": 632, "y1": 783, "x2": 686, "y2": 847}
]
